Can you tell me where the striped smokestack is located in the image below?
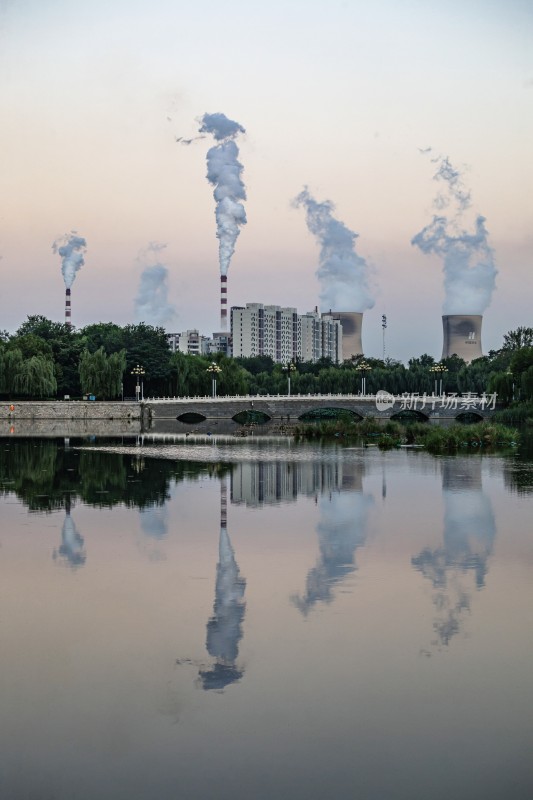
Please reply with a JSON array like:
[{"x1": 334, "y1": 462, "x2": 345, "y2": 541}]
[
  {"x1": 65, "y1": 287, "x2": 72, "y2": 327},
  {"x1": 220, "y1": 476, "x2": 227, "y2": 533},
  {"x1": 220, "y1": 274, "x2": 228, "y2": 331}
]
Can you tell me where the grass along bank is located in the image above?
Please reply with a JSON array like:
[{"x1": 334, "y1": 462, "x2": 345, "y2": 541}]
[{"x1": 293, "y1": 418, "x2": 519, "y2": 454}]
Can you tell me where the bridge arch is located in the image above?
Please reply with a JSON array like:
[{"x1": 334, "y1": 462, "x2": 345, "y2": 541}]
[
  {"x1": 390, "y1": 409, "x2": 430, "y2": 423},
  {"x1": 455, "y1": 411, "x2": 485, "y2": 424},
  {"x1": 298, "y1": 407, "x2": 364, "y2": 423},
  {"x1": 232, "y1": 410, "x2": 271, "y2": 425},
  {"x1": 177, "y1": 412, "x2": 207, "y2": 424}
]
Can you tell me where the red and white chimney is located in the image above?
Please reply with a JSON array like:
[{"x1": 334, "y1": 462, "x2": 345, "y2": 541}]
[
  {"x1": 65, "y1": 287, "x2": 72, "y2": 327},
  {"x1": 220, "y1": 274, "x2": 228, "y2": 331}
]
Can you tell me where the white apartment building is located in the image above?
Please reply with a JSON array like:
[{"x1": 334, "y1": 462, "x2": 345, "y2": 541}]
[
  {"x1": 167, "y1": 330, "x2": 209, "y2": 355},
  {"x1": 167, "y1": 330, "x2": 232, "y2": 357},
  {"x1": 231, "y1": 303, "x2": 342, "y2": 363}
]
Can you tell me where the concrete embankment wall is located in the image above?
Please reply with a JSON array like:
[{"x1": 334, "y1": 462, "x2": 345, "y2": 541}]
[
  {"x1": 1, "y1": 401, "x2": 141, "y2": 420},
  {"x1": 0, "y1": 401, "x2": 143, "y2": 437}
]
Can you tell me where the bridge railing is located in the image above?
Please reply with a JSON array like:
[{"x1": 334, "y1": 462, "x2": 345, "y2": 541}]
[
  {"x1": 144, "y1": 393, "x2": 382, "y2": 402},
  {"x1": 143, "y1": 392, "x2": 489, "y2": 403}
]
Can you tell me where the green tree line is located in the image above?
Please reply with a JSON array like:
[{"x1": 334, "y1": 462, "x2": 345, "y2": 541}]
[{"x1": 0, "y1": 316, "x2": 532, "y2": 406}]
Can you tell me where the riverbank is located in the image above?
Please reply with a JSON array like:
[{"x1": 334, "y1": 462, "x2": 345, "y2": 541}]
[
  {"x1": 0, "y1": 400, "x2": 143, "y2": 437},
  {"x1": 1, "y1": 400, "x2": 141, "y2": 420},
  {"x1": 294, "y1": 419, "x2": 519, "y2": 454}
]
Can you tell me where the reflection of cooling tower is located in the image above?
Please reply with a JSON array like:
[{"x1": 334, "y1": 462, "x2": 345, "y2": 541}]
[
  {"x1": 442, "y1": 315, "x2": 482, "y2": 363},
  {"x1": 325, "y1": 311, "x2": 363, "y2": 360}
]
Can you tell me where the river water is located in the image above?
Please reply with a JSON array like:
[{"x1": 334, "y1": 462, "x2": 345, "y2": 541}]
[{"x1": 0, "y1": 435, "x2": 532, "y2": 800}]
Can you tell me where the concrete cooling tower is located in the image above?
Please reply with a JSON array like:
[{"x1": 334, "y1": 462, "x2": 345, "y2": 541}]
[
  {"x1": 442, "y1": 315, "x2": 482, "y2": 363},
  {"x1": 324, "y1": 312, "x2": 363, "y2": 361}
]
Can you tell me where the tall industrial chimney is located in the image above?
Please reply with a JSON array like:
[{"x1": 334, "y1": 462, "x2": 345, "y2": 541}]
[
  {"x1": 220, "y1": 275, "x2": 227, "y2": 331},
  {"x1": 65, "y1": 287, "x2": 72, "y2": 327},
  {"x1": 442, "y1": 315, "x2": 482, "y2": 363},
  {"x1": 324, "y1": 311, "x2": 363, "y2": 361}
]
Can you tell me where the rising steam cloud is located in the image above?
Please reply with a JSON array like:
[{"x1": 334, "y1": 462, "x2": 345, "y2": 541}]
[
  {"x1": 52, "y1": 231, "x2": 87, "y2": 289},
  {"x1": 294, "y1": 188, "x2": 375, "y2": 313},
  {"x1": 199, "y1": 112, "x2": 247, "y2": 276},
  {"x1": 412, "y1": 152, "x2": 497, "y2": 314},
  {"x1": 134, "y1": 242, "x2": 177, "y2": 327}
]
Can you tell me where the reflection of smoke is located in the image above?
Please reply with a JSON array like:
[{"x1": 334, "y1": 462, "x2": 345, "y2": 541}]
[
  {"x1": 293, "y1": 490, "x2": 373, "y2": 616},
  {"x1": 293, "y1": 187, "x2": 374, "y2": 313},
  {"x1": 199, "y1": 112, "x2": 247, "y2": 277},
  {"x1": 199, "y1": 524, "x2": 246, "y2": 690},
  {"x1": 52, "y1": 231, "x2": 87, "y2": 289},
  {"x1": 412, "y1": 152, "x2": 497, "y2": 314},
  {"x1": 134, "y1": 242, "x2": 176, "y2": 326},
  {"x1": 54, "y1": 513, "x2": 86, "y2": 568},
  {"x1": 140, "y1": 504, "x2": 168, "y2": 538},
  {"x1": 412, "y1": 460, "x2": 496, "y2": 647}
]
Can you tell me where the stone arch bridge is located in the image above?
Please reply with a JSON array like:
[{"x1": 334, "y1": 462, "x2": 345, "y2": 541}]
[{"x1": 144, "y1": 393, "x2": 497, "y2": 427}]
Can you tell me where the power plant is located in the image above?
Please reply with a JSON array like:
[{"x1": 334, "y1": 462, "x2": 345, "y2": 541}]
[
  {"x1": 325, "y1": 311, "x2": 363, "y2": 361},
  {"x1": 442, "y1": 314, "x2": 483, "y2": 363}
]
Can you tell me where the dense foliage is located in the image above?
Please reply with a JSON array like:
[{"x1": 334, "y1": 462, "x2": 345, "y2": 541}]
[{"x1": 0, "y1": 317, "x2": 531, "y2": 409}]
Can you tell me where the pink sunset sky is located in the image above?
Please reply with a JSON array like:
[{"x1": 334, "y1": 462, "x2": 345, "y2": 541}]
[{"x1": 0, "y1": 0, "x2": 531, "y2": 361}]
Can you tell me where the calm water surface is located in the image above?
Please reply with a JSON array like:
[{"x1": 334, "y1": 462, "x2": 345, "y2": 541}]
[{"x1": 0, "y1": 435, "x2": 532, "y2": 800}]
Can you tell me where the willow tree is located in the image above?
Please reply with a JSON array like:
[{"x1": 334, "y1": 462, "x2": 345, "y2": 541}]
[
  {"x1": 0, "y1": 348, "x2": 24, "y2": 395},
  {"x1": 79, "y1": 347, "x2": 126, "y2": 399},
  {"x1": 13, "y1": 355, "x2": 57, "y2": 398}
]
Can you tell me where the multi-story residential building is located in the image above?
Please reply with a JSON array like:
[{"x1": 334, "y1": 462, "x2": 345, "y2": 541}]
[
  {"x1": 167, "y1": 330, "x2": 232, "y2": 357},
  {"x1": 167, "y1": 330, "x2": 210, "y2": 355},
  {"x1": 231, "y1": 303, "x2": 342, "y2": 363}
]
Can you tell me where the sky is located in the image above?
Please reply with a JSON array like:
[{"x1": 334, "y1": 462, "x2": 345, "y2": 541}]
[{"x1": 0, "y1": 0, "x2": 531, "y2": 361}]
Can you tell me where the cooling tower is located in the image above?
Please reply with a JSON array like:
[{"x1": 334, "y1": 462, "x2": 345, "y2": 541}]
[
  {"x1": 220, "y1": 275, "x2": 228, "y2": 331},
  {"x1": 65, "y1": 287, "x2": 72, "y2": 327},
  {"x1": 325, "y1": 311, "x2": 363, "y2": 361},
  {"x1": 442, "y1": 315, "x2": 482, "y2": 363}
]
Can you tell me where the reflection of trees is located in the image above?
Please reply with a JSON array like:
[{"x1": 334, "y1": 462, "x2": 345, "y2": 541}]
[
  {"x1": 0, "y1": 439, "x2": 75, "y2": 512},
  {"x1": 292, "y1": 462, "x2": 374, "y2": 615},
  {"x1": 412, "y1": 459, "x2": 496, "y2": 648},
  {"x1": 503, "y1": 435, "x2": 533, "y2": 495},
  {"x1": 0, "y1": 438, "x2": 231, "y2": 512}
]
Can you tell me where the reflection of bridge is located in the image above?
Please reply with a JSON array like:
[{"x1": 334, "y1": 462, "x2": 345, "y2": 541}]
[{"x1": 145, "y1": 393, "x2": 495, "y2": 424}]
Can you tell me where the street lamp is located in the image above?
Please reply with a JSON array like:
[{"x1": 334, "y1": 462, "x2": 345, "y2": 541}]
[
  {"x1": 283, "y1": 362, "x2": 296, "y2": 396},
  {"x1": 430, "y1": 363, "x2": 448, "y2": 396},
  {"x1": 206, "y1": 361, "x2": 222, "y2": 398},
  {"x1": 131, "y1": 364, "x2": 145, "y2": 401},
  {"x1": 356, "y1": 360, "x2": 372, "y2": 395}
]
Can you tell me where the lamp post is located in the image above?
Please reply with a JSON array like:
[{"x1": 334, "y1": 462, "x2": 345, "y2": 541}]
[
  {"x1": 283, "y1": 361, "x2": 296, "y2": 396},
  {"x1": 356, "y1": 360, "x2": 372, "y2": 395},
  {"x1": 430, "y1": 363, "x2": 447, "y2": 396},
  {"x1": 206, "y1": 361, "x2": 222, "y2": 398},
  {"x1": 131, "y1": 364, "x2": 145, "y2": 401},
  {"x1": 382, "y1": 314, "x2": 387, "y2": 362}
]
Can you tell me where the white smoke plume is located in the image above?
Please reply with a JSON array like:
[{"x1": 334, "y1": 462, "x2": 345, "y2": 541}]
[
  {"x1": 412, "y1": 152, "x2": 497, "y2": 314},
  {"x1": 294, "y1": 188, "x2": 375, "y2": 313},
  {"x1": 134, "y1": 242, "x2": 177, "y2": 327},
  {"x1": 52, "y1": 231, "x2": 87, "y2": 289},
  {"x1": 54, "y1": 514, "x2": 86, "y2": 568},
  {"x1": 199, "y1": 112, "x2": 247, "y2": 277}
]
